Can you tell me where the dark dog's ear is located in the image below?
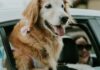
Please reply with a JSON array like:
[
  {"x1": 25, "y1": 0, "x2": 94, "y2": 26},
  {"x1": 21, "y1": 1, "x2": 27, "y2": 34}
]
[
  {"x1": 23, "y1": 0, "x2": 39, "y2": 29},
  {"x1": 63, "y1": 0, "x2": 72, "y2": 12},
  {"x1": 63, "y1": 0, "x2": 69, "y2": 12},
  {"x1": 63, "y1": 0, "x2": 76, "y2": 24}
]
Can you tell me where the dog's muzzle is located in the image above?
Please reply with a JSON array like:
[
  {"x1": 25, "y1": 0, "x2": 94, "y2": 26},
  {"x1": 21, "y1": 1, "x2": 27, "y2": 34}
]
[
  {"x1": 45, "y1": 20, "x2": 65, "y2": 36},
  {"x1": 60, "y1": 16, "x2": 68, "y2": 25}
]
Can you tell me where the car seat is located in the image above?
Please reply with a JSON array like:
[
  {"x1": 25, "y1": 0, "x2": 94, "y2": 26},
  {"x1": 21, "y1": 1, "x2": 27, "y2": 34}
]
[{"x1": 58, "y1": 36, "x2": 79, "y2": 64}]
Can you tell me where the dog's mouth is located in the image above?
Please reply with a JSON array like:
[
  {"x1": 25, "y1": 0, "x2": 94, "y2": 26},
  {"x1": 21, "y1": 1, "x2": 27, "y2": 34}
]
[{"x1": 45, "y1": 20, "x2": 65, "y2": 36}]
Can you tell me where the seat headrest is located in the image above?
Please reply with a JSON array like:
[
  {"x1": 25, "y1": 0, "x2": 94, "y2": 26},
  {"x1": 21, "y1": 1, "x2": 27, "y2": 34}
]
[{"x1": 58, "y1": 37, "x2": 79, "y2": 64}]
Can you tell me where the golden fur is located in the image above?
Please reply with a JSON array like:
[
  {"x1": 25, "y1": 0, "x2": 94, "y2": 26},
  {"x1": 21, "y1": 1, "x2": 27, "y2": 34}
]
[{"x1": 9, "y1": 0, "x2": 69, "y2": 70}]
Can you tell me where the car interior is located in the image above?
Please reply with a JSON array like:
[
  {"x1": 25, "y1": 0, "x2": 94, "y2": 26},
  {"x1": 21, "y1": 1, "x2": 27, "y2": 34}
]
[{"x1": 58, "y1": 36, "x2": 79, "y2": 64}]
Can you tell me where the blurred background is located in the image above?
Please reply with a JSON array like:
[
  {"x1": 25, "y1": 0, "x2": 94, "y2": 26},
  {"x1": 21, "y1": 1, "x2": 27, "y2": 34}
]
[
  {"x1": 70, "y1": 0, "x2": 100, "y2": 10},
  {"x1": 0, "y1": 0, "x2": 30, "y2": 9},
  {"x1": 0, "y1": 0, "x2": 100, "y2": 10}
]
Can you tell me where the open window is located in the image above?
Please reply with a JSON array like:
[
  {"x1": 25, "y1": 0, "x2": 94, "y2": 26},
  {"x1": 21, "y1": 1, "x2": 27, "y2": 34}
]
[
  {"x1": 0, "y1": 20, "x2": 18, "y2": 70},
  {"x1": 64, "y1": 19, "x2": 100, "y2": 67}
]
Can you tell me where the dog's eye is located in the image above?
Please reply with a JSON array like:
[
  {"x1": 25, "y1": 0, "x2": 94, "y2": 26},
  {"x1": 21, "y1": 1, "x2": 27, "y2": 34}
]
[
  {"x1": 61, "y1": 4, "x2": 64, "y2": 8},
  {"x1": 45, "y1": 4, "x2": 52, "y2": 9}
]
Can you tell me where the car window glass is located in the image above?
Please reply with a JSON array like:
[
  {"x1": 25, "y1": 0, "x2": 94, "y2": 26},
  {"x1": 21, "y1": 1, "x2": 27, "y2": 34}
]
[
  {"x1": 0, "y1": 35, "x2": 7, "y2": 70},
  {"x1": 94, "y1": 19, "x2": 100, "y2": 44}
]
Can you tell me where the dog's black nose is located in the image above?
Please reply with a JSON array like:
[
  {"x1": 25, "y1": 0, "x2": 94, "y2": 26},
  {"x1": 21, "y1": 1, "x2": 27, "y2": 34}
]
[{"x1": 61, "y1": 16, "x2": 68, "y2": 24}]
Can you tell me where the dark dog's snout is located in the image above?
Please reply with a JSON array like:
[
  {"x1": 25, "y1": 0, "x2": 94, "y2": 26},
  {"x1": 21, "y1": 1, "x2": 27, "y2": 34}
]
[{"x1": 61, "y1": 16, "x2": 68, "y2": 24}]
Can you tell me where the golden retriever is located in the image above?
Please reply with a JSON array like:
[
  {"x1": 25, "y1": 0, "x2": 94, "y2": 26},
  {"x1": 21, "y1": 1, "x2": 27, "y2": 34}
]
[{"x1": 9, "y1": 0, "x2": 72, "y2": 70}]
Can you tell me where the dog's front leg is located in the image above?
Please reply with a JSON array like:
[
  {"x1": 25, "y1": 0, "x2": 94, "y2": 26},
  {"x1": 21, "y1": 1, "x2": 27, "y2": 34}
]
[
  {"x1": 13, "y1": 51, "x2": 34, "y2": 70},
  {"x1": 48, "y1": 58, "x2": 57, "y2": 70},
  {"x1": 15, "y1": 56, "x2": 51, "y2": 70},
  {"x1": 15, "y1": 56, "x2": 34, "y2": 70}
]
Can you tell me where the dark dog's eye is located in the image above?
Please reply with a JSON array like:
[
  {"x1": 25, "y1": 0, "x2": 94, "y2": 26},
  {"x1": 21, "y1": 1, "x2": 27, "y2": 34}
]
[
  {"x1": 61, "y1": 4, "x2": 64, "y2": 8},
  {"x1": 45, "y1": 4, "x2": 52, "y2": 9}
]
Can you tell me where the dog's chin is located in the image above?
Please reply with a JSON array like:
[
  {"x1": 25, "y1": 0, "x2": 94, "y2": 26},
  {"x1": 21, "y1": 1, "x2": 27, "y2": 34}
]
[{"x1": 44, "y1": 20, "x2": 65, "y2": 36}]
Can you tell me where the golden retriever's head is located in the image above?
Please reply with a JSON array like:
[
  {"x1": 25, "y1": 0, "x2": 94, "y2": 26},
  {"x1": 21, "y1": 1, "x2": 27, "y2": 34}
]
[{"x1": 23, "y1": 0, "x2": 73, "y2": 36}]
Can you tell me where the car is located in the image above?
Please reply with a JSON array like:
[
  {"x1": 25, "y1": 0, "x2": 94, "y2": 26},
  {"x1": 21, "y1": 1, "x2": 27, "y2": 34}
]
[
  {"x1": 64, "y1": 8, "x2": 100, "y2": 70},
  {"x1": 0, "y1": 8, "x2": 100, "y2": 70}
]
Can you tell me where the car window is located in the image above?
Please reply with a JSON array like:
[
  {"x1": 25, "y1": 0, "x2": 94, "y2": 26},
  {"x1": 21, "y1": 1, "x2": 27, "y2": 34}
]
[
  {"x1": 0, "y1": 20, "x2": 17, "y2": 70},
  {"x1": 65, "y1": 19, "x2": 100, "y2": 67},
  {"x1": 66, "y1": 23, "x2": 96, "y2": 56},
  {"x1": 91, "y1": 19, "x2": 100, "y2": 44},
  {"x1": 0, "y1": 35, "x2": 7, "y2": 70}
]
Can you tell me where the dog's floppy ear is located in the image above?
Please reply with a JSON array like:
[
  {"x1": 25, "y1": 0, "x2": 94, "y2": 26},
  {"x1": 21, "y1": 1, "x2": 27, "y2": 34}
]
[
  {"x1": 63, "y1": 0, "x2": 73, "y2": 12},
  {"x1": 63, "y1": 0, "x2": 76, "y2": 24},
  {"x1": 23, "y1": 0, "x2": 39, "y2": 29},
  {"x1": 63, "y1": 0, "x2": 69, "y2": 12},
  {"x1": 64, "y1": 0, "x2": 73, "y2": 7}
]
